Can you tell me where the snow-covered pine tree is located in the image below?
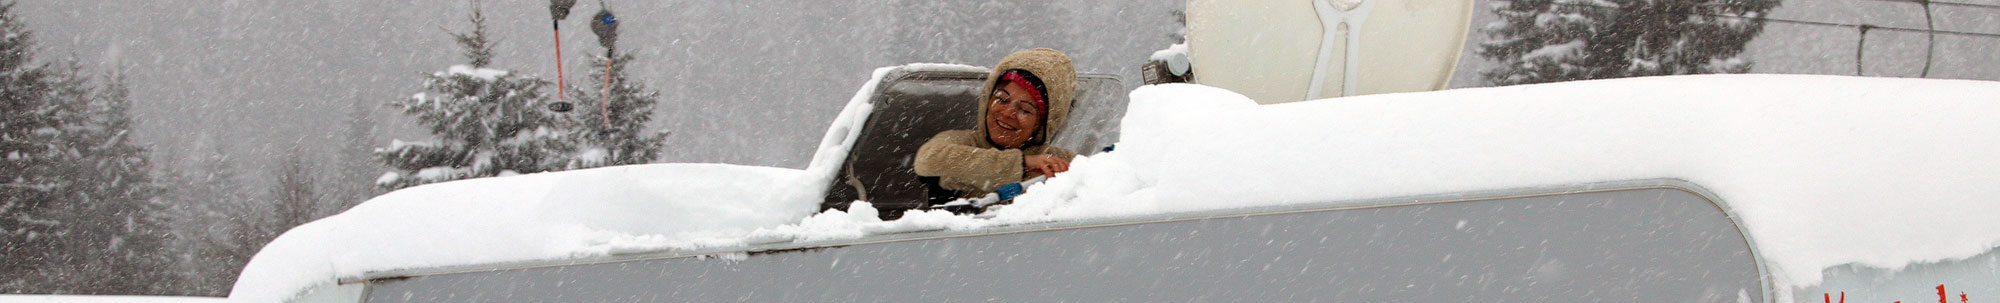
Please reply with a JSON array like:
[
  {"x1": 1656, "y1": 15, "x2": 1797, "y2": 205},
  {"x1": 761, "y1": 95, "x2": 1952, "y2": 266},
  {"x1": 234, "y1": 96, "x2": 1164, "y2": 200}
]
[
  {"x1": 0, "y1": 56, "x2": 175, "y2": 294},
  {"x1": 0, "y1": 1, "x2": 179, "y2": 293},
  {"x1": 52, "y1": 70, "x2": 177, "y2": 294},
  {"x1": 332, "y1": 98, "x2": 379, "y2": 213},
  {"x1": 0, "y1": 0, "x2": 170, "y2": 290},
  {"x1": 5, "y1": 60, "x2": 94, "y2": 295},
  {"x1": 569, "y1": 50, "x2": 667, "y2": 168},
  {"x1": 158, "y1": 138, "x2": 254, "y2": 296},
  {"x1": 377, "y1": 3, "x2": 576, "y2": 190},
  {"x1": 0, "y1": 1, "x2": 63, "y2": 290},
  {"x1": 264, "y1": 147, "x2": 319, "y2": 243},
  {"x1": 95, "y1": 73, "x2": 181, "y2": 294},
  {"x1": 1478, "y1": 0, "x2": 1780, "y2": 86},
  {"x1": 152, "y1": 153, "x2": 216, "y2": 296}
]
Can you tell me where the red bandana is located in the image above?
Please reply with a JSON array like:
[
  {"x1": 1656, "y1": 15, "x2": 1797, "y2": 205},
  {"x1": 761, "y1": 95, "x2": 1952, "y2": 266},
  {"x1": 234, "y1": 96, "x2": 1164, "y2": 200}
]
[{"x1": 1001, "y1": 72, "x2": 1047, "y2": 114}]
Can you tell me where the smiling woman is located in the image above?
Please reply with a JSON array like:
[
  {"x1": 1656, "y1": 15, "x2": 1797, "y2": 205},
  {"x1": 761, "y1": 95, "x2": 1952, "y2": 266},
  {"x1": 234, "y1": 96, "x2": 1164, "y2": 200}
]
[{"x1": 913, "y1": 48, "x2": 1079, "y2": 211}]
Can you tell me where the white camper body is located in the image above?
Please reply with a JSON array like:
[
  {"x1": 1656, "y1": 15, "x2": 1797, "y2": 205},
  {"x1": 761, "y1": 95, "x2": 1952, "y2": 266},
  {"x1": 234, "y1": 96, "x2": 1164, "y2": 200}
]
[
  {"x1": 247, "y1": 1, "x2": 2000, "y2": 302},
  {"x1": 269, "y1": 67, "x2": 2000, "y2": 303}
]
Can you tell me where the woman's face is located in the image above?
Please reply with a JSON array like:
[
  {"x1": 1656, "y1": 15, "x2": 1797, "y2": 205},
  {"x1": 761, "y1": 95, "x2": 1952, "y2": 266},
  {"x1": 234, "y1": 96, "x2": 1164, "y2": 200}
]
[{"x1": 985, "y1": 82, "x2": 1042, "y2": 149}]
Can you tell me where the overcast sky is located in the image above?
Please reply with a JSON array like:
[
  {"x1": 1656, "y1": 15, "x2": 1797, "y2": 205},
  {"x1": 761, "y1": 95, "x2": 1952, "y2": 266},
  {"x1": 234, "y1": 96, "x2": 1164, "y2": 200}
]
[
  {"x1": 13, "y1": 0, "x2": 1180, "y2": 185},
  {"x1": 13, "y1": 0, "x2": 1997, "y2": 189}
]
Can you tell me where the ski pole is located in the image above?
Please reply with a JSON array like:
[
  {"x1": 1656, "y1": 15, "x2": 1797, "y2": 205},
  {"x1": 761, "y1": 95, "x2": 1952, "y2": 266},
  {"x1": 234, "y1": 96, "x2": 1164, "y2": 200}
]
[
  {"x1": 548, "y1": 0, "x2": 576, "y2": 112},
  {"x1": 601, "y1": 51, "x2": 613, "y2": 130},
  {"x1": 591, "y1": 7, "x2": 619, "y2": 132},
  {"x1": 554, "y1": 21, "x2": 567, "y2": 106}
]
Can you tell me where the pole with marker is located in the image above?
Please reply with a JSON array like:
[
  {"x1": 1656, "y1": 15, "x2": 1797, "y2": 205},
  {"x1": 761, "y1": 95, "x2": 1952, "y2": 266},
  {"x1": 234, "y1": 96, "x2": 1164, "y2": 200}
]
[
  {"x1": 590, "y1": 6, "x2": 620, "y2": 134},
  {"x1": 547, "y1": 0, "x2": 577, "y2": 112}
]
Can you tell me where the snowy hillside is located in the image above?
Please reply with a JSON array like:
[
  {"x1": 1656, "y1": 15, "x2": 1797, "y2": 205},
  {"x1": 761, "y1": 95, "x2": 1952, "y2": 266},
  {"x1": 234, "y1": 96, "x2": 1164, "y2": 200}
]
[{"x1": 233, "y1": 74, "x2": 2000, "y2": 302}]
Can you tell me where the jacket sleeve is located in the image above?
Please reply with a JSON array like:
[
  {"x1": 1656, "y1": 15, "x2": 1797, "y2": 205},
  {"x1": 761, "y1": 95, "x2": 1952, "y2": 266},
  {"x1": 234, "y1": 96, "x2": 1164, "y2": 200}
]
[{"x1": 914, "y1": 130, "x2": 1023, "y2": 193}]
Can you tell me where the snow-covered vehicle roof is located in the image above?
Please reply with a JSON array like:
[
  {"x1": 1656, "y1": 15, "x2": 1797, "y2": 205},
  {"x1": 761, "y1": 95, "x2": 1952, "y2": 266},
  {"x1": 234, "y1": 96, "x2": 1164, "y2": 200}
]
[{"x1": 232, "y1": 67, "x2": 2000, "y2": 302}]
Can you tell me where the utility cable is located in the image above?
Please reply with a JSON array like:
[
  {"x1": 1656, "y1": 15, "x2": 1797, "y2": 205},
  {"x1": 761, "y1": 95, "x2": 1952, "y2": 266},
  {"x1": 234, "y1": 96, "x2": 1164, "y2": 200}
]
[
  {"x1": 1920, "y1": 0, "x2": 1936, "y2": 77},
  {"x1": 1527, "y1": 1, "x2": 2000, "y2": 39},
  {"x1": 1857, "y1": 25, "x2": 1872, "y2": 76},
  {"x1": 1860, "y1": 0, "x2": 2000, "y2": 11},
  {"x1": 1509, "y1": 0, "x2": 2000, "y2": 77}
]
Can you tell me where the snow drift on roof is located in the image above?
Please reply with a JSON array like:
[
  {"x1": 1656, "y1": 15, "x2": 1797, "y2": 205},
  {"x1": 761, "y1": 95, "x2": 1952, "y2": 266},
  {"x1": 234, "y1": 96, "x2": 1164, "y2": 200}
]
[
  {"x1": 227, "y1": 65, "x2": 944, "y2": 302},
  {"x1": 1000, "y1": 75, "x2": 2000, "y2": 302}
]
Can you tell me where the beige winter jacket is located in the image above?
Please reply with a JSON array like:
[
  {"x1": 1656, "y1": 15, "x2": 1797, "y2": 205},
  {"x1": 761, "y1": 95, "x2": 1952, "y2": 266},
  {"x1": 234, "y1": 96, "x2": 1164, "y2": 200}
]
[{"x1": 913, "y1": 48, "x2": 1079, "y2": 199}]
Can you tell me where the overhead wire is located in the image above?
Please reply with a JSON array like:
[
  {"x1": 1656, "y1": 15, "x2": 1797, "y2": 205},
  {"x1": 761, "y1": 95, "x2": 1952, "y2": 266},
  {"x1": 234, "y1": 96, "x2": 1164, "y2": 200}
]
[
  {"x1": 1859, "y1": 0, "x2": 2000, "y2": 11},
  {"x1": 1921, "y1": 1, "x2": 1935, "y2": 77},
  {"x1": 1504, "y1": 0, "x2": 2000, "y2": 76},
  {"x1": 1852, "y1": 0, "x2": 1968, "y2": 76},
  {"x1": 1858, "y1": 25, "x2": 1872, "y2": 76},
  {"x1": 1526, "y1": 0, "x2": 2000, "y2": 39}
]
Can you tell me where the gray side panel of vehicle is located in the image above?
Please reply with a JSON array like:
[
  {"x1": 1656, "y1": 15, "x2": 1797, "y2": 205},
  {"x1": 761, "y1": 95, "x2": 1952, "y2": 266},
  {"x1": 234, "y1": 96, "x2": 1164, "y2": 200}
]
[
  {"x1": 364, "y1": 188, "x2": 1761, "y2": 302},
  {"x1": 820, "y1": 69, "x2": 1127, "y2": 215}
]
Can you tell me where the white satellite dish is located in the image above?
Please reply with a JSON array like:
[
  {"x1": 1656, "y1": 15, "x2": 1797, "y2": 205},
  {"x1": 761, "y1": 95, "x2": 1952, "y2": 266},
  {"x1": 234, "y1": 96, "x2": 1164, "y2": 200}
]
[{"x1": 1186, "y1": 0, "x2": 1474, "y2": 104}]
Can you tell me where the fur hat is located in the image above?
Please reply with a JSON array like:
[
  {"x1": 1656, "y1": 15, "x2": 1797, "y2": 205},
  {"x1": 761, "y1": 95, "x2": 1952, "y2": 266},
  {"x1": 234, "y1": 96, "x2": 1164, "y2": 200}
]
[{"x1": 976, "y1": 48, "x2": 1076, "y2": 148}]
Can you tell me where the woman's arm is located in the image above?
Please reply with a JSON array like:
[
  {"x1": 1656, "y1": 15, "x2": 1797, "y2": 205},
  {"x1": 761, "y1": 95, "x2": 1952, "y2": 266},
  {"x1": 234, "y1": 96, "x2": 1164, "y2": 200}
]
[
  {"x1": 1023, "y1": 146, "x2": 1077, "y2": 178},
  {"x1": 914, "y1": 130, "x2": 1024, "y2": 191}
]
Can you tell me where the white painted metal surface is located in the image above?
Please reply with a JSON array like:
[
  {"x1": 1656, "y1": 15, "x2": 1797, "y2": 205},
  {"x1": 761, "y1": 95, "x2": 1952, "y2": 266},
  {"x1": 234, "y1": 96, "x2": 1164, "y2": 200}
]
[{"x1": 1187, "y1": 0, "x2": 1474, "y2": 103}]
